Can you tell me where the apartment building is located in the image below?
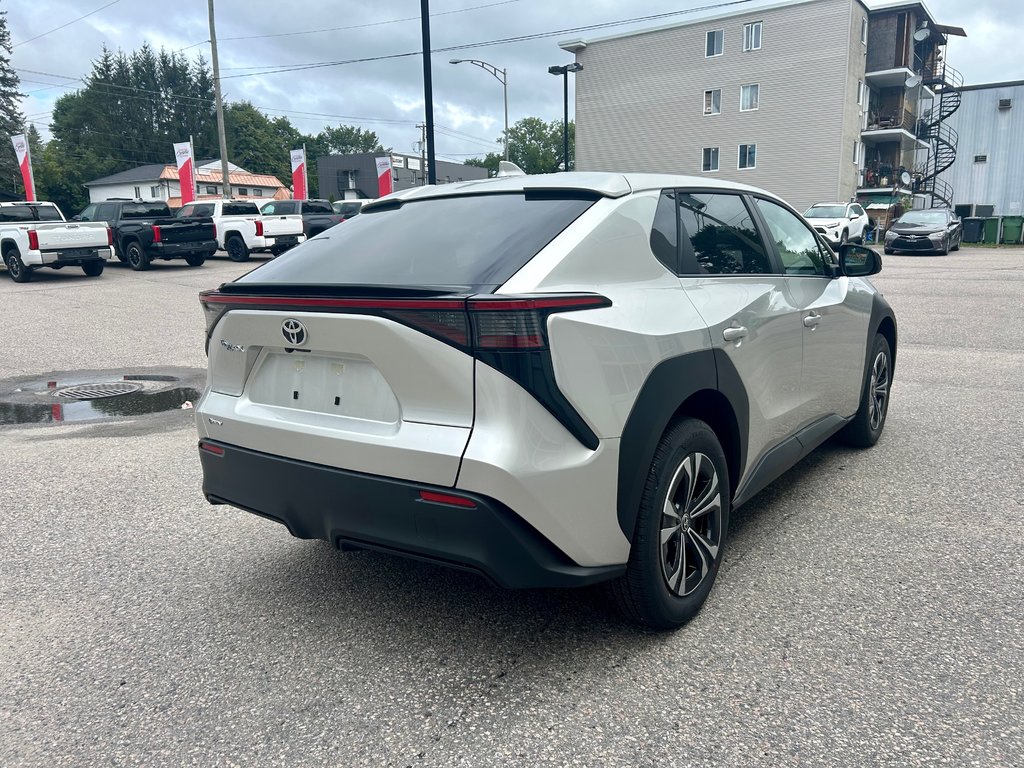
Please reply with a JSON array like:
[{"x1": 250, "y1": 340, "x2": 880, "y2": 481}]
[{"x1": 560, "y1": 0, "x2": 965, "y2": 212}]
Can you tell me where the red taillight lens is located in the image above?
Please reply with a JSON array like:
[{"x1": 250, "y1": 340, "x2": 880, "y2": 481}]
[
  {"x1": 28, "y1": 230, "x2": 39, "y2": 251},
  {"x1": 212, "y1": 223, "x2": 217, "y2": 239},
  {"x1": 255, "y1": 220, "x2": 263, "y2": 237},
  {"x1": 106, "y1": 227, "x2": 114, "y2": 247},
  {"x1": 385, "y1": 308, "x2": 469, "y2": 347},
  {"x1": 419, "y1": 490, "x2": 476, "y2": 508},
  {"x1": 199, "y1": 440, "x2": 225, "y2": 456},
  {"x1": 199, "y1": 290, "x2": 229, "y2": 338},
  {"x1": 468, "y1": 295, "x2": 611, "y2": 350},
  {"x1": 152, "y1": 225, "x2": 162, "y2": 243}
]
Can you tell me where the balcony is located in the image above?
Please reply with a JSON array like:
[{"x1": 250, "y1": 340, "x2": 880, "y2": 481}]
[{"x1": 862, "y1": 109, "x2": 930, "y2": 150}]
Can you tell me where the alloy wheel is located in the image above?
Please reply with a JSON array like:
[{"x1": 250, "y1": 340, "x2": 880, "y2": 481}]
[
  {"x1": 660, "y1": 452, "x2": 723, "y2": 597},
  {"x1": 868, "y1": 351, "x2": 890, "y2": 431}
]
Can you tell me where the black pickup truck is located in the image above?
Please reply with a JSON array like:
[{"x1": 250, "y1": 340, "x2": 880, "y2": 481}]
[
  {"x1": 259, "y1": 199, "x2": 344, "y2": 239},
  {"x1": 76, "y1": 200, "x2": 218, "y2": 270}
]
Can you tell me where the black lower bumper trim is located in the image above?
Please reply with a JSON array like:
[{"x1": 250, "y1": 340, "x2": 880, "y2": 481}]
[{"x1": 199, "y1": 440, "x2": 624, "y2": 589}]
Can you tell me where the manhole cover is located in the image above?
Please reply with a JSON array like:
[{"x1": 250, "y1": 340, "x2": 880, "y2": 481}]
[{"x1": 53, "y1": 382, "x2": 144, "y2": 400}]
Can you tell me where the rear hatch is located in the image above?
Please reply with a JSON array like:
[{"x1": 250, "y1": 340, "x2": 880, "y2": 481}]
[
  {"x1": 260, "y1": 214, "x2": 304, "y2": 238},
  {"x1": 198, "y1": 191, "x2": 600, "y2": 486},
  {"x1": 154, "y1": 216, "x2": 217, "y2": 244},
  {"x1": 33, "y1": 221, "x2": 109, "y2": 251}
]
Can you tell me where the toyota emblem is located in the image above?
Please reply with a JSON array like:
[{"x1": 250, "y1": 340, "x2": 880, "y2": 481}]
[{"x1": 281, "y1": 318, "x2": 307, "y2": 346}]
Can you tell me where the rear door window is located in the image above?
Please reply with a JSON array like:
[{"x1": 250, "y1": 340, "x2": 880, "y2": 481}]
[
  {"x1": 34, "y1": 204, "x2": 64, "y2": 221},
  {"x1": 94, "y1": 203, "x2": 118, "y2": 222},
  {"x1": 676, "y1": 192, "x2": 774, "y2": 275},
  {"x1": 122, "y1": 202, "x2": 170, "y2": 219},
  {"x1": 236, "y1": 193, "x2": 597, "y2": 292},
  {"x1": 303, "y1": 200, "x2": 333, "y2": 214},
  {"x1": 223, "y1": 202, "x2": 259, "y2": 216},
  {"x1": 0, "y1": 205, "x2": 33, "y2": 222}
]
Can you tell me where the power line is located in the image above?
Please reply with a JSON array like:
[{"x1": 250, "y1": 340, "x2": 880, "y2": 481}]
[
  {"x1": 218, "y1": 0, "x2": 752, "y2": 79},
  {"x1": 12, "y1": 0, "x2": 123, "y2": 48}
]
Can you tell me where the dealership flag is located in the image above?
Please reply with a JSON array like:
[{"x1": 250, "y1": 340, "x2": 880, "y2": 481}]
[
  {"x1": 375, "y1": 156, "x2": 393, "y2": 197},
  {"x1": 10, "y1": 134, "x2": 35, "y2": 201},
  {"x1": 173, "y1": 142, "x2": 195, "y2": 205},
  {"x1": 291, "y1": 148, "x2": 307, "y2": 200}
]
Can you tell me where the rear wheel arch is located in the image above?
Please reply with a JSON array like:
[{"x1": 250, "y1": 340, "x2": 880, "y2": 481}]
[{"x1": 876, "y1": 315, "x2": 897, "y2": 372}]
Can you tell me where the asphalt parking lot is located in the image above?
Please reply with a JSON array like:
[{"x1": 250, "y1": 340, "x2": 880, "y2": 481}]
[{"x1": 1, "y1": 248, "x2": 1022, "y2": 767}]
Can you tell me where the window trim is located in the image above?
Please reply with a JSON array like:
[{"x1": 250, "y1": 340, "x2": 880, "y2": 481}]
[
  {"x1": 743, "y1": 21, "x2": 762, "y2": 52},
  {"x1": 701, "y1": 146, "x2": 720, "y2": 173},
  {"x1": 861, "y1": 17, "x2": 868, "y2": 45},
  {"x1": 740, "y1": 83, "x2": 760, "y2": 112},
  {"x1": 857, "y1": 79, "x2": 864, "y2": 105},
  {"x1": 705, "y1": 29, "x2": 724, "y2": 58},
  {"x1": 703, "y1": 88, "x2": 722, "y2": 116},
  {"x1": 738, "y1": 143, "x2": 757, "y2": 170}
]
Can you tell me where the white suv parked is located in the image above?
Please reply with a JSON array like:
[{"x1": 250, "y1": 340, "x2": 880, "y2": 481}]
[
  {"x1": 803, "y1": 202, "x2": 870, "y2": 247},
  {"x1": 197, "y1": 173, "x2": 897, "y2": 629}
]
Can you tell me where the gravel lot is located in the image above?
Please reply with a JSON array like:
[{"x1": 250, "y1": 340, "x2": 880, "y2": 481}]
[{"x1": 1, "y1": 248, "x2": 1022, "y2": 767}]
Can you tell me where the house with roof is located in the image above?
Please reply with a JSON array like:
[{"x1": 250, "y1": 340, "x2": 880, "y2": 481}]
[{"x1": 84, "y1": 159, "x2": 289, "y2": 207}]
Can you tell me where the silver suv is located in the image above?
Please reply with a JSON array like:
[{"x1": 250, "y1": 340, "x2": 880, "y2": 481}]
[{"x1": 197, "y1": 173, "x2": 896, "y2": 629}]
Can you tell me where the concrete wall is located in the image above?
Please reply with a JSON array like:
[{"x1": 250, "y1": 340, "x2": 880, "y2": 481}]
[
  {"x1": 946, "y1": 82, "x2": 1024, "y2": 215},
  {"x1": 571, "y1": 0, "x2": 863, "y2": 211},
  {"x1": 317, "y1": 154, "x2": 488, "y2": 200}
]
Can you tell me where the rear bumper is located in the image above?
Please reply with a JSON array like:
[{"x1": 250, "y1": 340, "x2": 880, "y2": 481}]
[
  {"x1": 150, "y1": 239, "x2": 218, "y2": 258},
  {"x1": 35, "y1": 246, "x2": 112, "y2": 265},
  {"x1": 198, "y1": 439, "x2": 624, "y2": 589}
]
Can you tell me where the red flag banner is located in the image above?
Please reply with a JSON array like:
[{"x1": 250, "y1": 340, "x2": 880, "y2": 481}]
[
  {"x1": 291, "y1": 148, "x2": 307, "y2": 200},
  {"x1": 173, "y1": 142, "x2": 195, "y2": 205},
  {"x1": 11, "y1": 134, "x2": 35, "y2": 201},
  {"x1": 375, "y1": 156, "x2": 393, "y2": 197}
]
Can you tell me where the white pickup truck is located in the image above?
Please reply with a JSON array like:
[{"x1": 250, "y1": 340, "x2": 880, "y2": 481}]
[
  {"x1": 175, "y1": 199, "x2": 305, "y2": 262},
  {"x1": 1, "y1": 201, "x2": 112, "y2": 282}
]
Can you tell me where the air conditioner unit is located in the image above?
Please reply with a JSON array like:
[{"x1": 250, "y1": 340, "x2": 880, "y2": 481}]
[
  {"x1": 954, "y1": 204, "x2": 973, "y2": 218},
  {"x1": 975, "y1": 204, "x2": 995, "y2": 218},
  {"x1": 998, "y1": 98, "x2": 1012, "y2": 109}
]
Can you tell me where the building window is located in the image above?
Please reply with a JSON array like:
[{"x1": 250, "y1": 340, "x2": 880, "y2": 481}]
[
  {"x1": 702, "y1": 147, "x2": 720, "y2": 172},
  {"x1": 206, "y1": 186, "x2": 217, "y2": 194},
  {"x1": 253, "y1": 188, "x2": 263, "y2": 196},
  {"x1": 857, "y1": 79, "x2": 864, "y2": 105},
  {"x1": 150, "y1": 186, "x2": 161, "y2": 198},
  {"x1": 853, "y1": 141, "x2": 863, "y2": 165},
  {"x1": 237, "y1": 187, "x2": 248, "y2": 196},
  {"x1": 974, "y1": 154, "x2": 988, "y2": 163},
  {"x1": 861, "y1": 18, "x2": 868, "y2": 44},
  {"x1": 738, "y1": 144, "x2": 757, "y2": 169},
  {"x1": 133, "y1": 186, "x2": 140, "y2": 198},
  {"x1": 740, "y1": 83, "x2": 759, "y2": 111},
  {"x1": 743, "y1": 22, "x2": 762, "y2": 51},
  {"x1": 705, "y1": 29, "x2": 723, "y2": 57},
  {"x1": 703, "y1": 89, "x2": 722, "y2": 115}
]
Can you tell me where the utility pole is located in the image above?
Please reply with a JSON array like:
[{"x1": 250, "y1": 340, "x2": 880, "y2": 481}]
[
  {"x1": 208, "y1": 0, "x2": 231, "y2": 198},
  {"x1": 420, "y1": 0, "x2": 437, "y2": 185},
  {"x1": 415, "y1": 122, "x2": 427, "y2": 185}
]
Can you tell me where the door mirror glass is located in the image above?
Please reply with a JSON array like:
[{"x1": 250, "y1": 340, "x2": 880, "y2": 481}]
[{"x1": 839, "y1": 244, "x2": 881, "y2": 277}]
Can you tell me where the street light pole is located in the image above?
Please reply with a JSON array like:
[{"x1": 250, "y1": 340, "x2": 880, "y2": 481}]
[
  {"x1": 450, "y1": 58, "x2": 509, "y2": 161},
  {"x1": 547, "y1": 63, "x2": 582, "y2": 172},
  {"x1": 420, "y1": 0, "x2": 437, "y2": 185}
]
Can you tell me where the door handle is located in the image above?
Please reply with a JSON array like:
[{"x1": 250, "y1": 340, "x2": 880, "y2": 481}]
[
  {"x1": 722, "y1": 326, "x2": 748, "y2": 342},
  {"x1": 803, "y1": 312, "x2": 822, "y2": 328}
]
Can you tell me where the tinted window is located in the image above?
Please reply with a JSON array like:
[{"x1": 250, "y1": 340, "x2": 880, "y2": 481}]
[
  {"x1": 260, "y1": 203, "x2": 277, "y2": 215},
  {"x1": 334, "y1": 202, "x2": 363, "y2": 217},
  {"x1": 650, "y1": 191, "x2": 679, "y2": 272},
  {"x1": 0, "y1": 205, "x2": 33, "y2": 222},
  {"x1": 78, "y1": 205, "x2": 97, "y2": 222},
  {"x1": 94, "y1": 203, "x2": 117, "y2": 222},
  {"x1": 677, "y1": 193, "x2": 773, "y2": 275},
  {"x1": 237, "y1": 193, "x2": 596, "y2": 291},
  {"x1": 35, "y1": 204, "x2": 63, "y2": 221},
  {"x1": 191, "y1": 203, "x2": 216, "y2": 217},
  {"x1": 303, "y1": 200, "x2": 333, "y2": 214},
  {"x1": 223, "y1": 202, "x2": 259, "y2": 216},
  {"x1": 755, "y1": 198, "x2": 827, "y2": 276},
  {"x1": 122, "y1": 203, "x2": 170, "y2": 219},
  {"x1": 177, "y1": 205, "x2": 194, "y2": 218}
]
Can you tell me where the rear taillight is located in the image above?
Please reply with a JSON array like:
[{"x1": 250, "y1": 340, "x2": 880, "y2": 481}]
[
  {"x1": 152, "y1": 225, "x2": 162, "y2": 243},
  {"x1": 255, "y1": 220, "x2": 263, "y2": 237},
  {"x1": 468, "y1": 295, "x2": 610, "y2": 350},
  {"x1": 28, "y1": 230, "x2": 39, "y2": 251},
  {"x1": 212, "y1": 223, "x2": 217, "y2": 239},
  {"x1": 106, "y1": 227, "x2": 114, "y2": 247}
]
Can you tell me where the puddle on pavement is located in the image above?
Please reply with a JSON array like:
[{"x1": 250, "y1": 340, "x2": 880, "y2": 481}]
[{"x1": 0, "y1": 368, "x2": 205, "y2": 427}]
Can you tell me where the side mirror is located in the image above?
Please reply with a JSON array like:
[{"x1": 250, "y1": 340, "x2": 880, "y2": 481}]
[
  {"x1": 70, "y1": 214, "x2": 82, "y2": 221},
  {"x1": 838, "y1": 243, "x2": 881, "y2": 277}
]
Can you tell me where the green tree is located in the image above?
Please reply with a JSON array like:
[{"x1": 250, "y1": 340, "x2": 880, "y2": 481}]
[
  {"x1": 468, "y1": 117, "x2": 574, "y2": 175},
  {"x1": 0, "y1": 10, "x2": 25, "y2": 194}
]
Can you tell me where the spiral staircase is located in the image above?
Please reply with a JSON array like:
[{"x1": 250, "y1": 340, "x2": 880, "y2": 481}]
[{"x1": 915, "y1": 60, "x2": 963, "y2": 208}]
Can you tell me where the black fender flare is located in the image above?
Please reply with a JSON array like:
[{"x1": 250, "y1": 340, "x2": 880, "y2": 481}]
[{"x1": 616, "y1": 349, "x2": 749, "y2": 541}]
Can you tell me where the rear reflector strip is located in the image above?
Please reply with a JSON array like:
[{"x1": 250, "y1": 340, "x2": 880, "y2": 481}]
[
  {"x1": 199, "y1": 441, "x2": 225, "y2": 456},
  {"x1": 419, "y1": 490, "x2": 477, "y2": 508}
]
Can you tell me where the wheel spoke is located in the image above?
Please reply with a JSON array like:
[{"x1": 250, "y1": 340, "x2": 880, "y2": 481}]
[
  {"x1": 690, "y1": 475, "x2": 720, "y2": 519},
  {"x1": 686, "y1": 528, "x2": 719, "y2": 584},
  {"x1": 663, "y1": 496, "x2": 680, "y2": 521},
  {"x1": 661, "y1": 525, "x2": 679, "y2": 545},
  {"x1": 684, "y1": 454, "x2": 701, "y2": 509}
]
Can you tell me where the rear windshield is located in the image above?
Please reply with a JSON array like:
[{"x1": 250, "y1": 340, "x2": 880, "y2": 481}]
[
  {"x1": 36, "y1": 204, "x2": 64, "y2": 221},
  {"x1": 236, "y1": 193, "x2": 596, "y2": 292},
  {"x1": 223, "y1": 202, "x2": 259, "y2": 216},
  {"x1": 122, "y1": 203, "x2": 170, "y2": 219},
  {"x1": 303, "y1": 200, "x2": 334, "y2": 214},
  {"x1": 804, "y1": 205, "x2": 846, "y2": 218}
]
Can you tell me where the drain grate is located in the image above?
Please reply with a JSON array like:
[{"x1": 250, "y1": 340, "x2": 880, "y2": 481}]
[{"x1": 54, "y1": 381, "x2": 144, "y2": 400}]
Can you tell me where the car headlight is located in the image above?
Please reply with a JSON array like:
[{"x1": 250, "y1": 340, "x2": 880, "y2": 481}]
[
  {"x1": 885, "y1": 231, "x2": 897, "y2": 241},
  {"x1": 928, "y1": 232, "x2": 944, "y2": 240}
]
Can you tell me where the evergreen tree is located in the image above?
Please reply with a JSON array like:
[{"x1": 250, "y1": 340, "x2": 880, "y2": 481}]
[{"x1": 0, "y1": 9, "x2": 25, "y2": 195}]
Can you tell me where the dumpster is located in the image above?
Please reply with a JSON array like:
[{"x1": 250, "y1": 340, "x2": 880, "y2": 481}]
[
  {"x1": 1000, "y1": 215, "x2": 1023, "y2": 244},
  {"x1": 982, "y1": 217, "x2": 1001, "y2": 244},
  {"x1": 962, "y1": 217, "x2": 985, "y2": 243}
]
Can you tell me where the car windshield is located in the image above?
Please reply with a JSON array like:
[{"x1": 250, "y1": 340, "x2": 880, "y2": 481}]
[
  {"x1": 804, "y1": 205, "x2": 847, "y2": 219},
  {"x1": 899, "y1": 211, "x2": 947, "y2": 225},
  {"x1": 235, "y1": 193, "x2": 597, "y2": 292}
]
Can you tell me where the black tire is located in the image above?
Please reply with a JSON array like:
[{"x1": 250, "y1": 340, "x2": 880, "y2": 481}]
[
  {"x1": 840, "y1": 229, "x2": 849, "y2": 245},
  {"x1": 951, "y1": 234, "x2": 961, "y2": 252},
  {"x1": 4, "y1": 248, "x2": 33, "y2": 282},
  {"x1": 884, "y1": 247, "x2": 894, "y2": 255},
  {"x1": 937, "y1": 236, "x2": 949, "y2": 256},
  {"x1": 225, "y1": 235, "x2": 249, "y2": 262},
  {"x1": 607, "y1": 418, "x2": 730, "y2": 630},
  {"x1": 184, "y1": 253, "x2": 206, "y2": 267},
  {"x1": 840, "y1": 334, "x2": 892, "y2": 448},
  {"x1": 125, "y1": 240, "x2": 150, "y2": 271},
  {"x1": 81, "y1": 260, "x2": 105, "y2": 277}
]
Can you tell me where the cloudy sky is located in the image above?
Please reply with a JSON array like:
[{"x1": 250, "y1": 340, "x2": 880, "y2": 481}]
[{"x1": 7, "y1": 0, "x2": 1020, "y2": 164}]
